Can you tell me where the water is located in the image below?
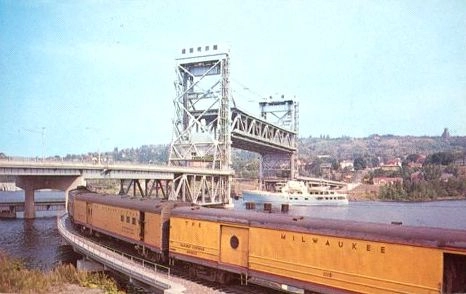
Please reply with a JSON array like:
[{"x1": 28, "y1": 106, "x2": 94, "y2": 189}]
[
  {"x1": 0, "y1": 190, "x2": 65, "y2": 202},
  {"x1": 0, "y1": 190, "x2": 65, "y2": 218},
  {"x1": 1, "y1": 190, "x2": 465, "y2": 271},
  {"x1": 234, "y1": 199, "x2": 466, "y2": 230},
  {"x1": 0, "y1": 190, "x2": 71, "y2": 270},
  {"x1": 0, "y1": 217, "x2": 66, "y2": 270}
]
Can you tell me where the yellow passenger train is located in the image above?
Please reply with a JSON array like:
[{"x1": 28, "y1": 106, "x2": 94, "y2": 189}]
[{"x1": 68, "y1": 187, "x2": 466, "y2": 293}]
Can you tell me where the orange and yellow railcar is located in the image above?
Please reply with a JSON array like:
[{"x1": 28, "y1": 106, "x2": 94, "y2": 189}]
[
  {"x1": 68, "y1": 187, "x2": 182, "y2": 258},
  {"x1": 68, "y1": 188, "x2": 466, "y2": 293},
  {"x1": 169, "y1": 207, "x2": 466, "y2": 293}
]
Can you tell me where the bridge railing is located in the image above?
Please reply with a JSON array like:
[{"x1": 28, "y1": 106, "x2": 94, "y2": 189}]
[
  {"x1": 56, "y1": 213, "x2": 180, "y2": 292},
  {"x1": 0, "y1": 156, "x2": 167, "y2": 167}
]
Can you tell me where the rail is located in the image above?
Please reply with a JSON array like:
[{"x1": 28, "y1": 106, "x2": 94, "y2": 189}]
[
  {"x1": 57, "y1": 213, "x2": 185, "y2": 293},
  {"x1": 93, "y1": 242, "x2": 171, "y2": 276}
]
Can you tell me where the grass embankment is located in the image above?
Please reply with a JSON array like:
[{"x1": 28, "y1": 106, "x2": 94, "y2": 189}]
[{"x1": 0, "y1": 252, "x2": 122, "y2": 293}]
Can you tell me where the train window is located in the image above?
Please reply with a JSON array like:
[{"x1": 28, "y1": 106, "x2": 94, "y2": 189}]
[
  {"x1": 126, "y1": 216, "x2": 130, "y2": 223},
  {"x1": 120, "y1": 215, "x2": 124, "y2": 222},
  {"x1": 230, "y1": 235, "x2": 239, "y2": 249},
  {"x1": 132, "y1": 217, "x2": 136, "y2": 225}
]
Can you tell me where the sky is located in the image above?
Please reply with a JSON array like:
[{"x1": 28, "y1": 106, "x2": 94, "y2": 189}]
[{"x1": 0, "y1": 0, "x2": 465, "y2": 157}]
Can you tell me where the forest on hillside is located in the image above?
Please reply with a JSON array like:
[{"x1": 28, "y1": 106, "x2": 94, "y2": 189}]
[
  {"x1": 54, "y1": 134, "x2": 466, "y2": 176},
  {"x1": 3, "y1": 134, "x2": 466, "y2": 200},
  {"x1": 298, "y1": 134, "x2": 466, "y2": 163}
]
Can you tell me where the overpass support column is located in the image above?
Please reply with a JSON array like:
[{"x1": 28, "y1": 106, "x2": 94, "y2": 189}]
[
  {"x1": 24, "y1": 187, "x2": 35, "y2": 219},
  {"x1": 16, "y1": 175, "x2": 85, "y2": 219}
]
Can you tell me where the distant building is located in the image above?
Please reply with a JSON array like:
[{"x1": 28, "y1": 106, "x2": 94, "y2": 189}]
[
  {"x1": 320, "y1": 162, "x2": 332, "y2": 178},
  {"x1": 373, "y1": 177, "x2": 403, "y2": 186},
  {"x1": 441, "y1": 128, "x2": 450, "y2": 139},
  {"x1": 407, "y1": 161, "x2": 423, "y2": 168},
  {"x1": 440, "y1": 172, "x2": 454, "y2": 182},
  {"x1": 340, "y1": 160, "x2": 354, "y2": 170},
  {"x1": 380, "y1": 158, "x2": 402, "y2": 171}
]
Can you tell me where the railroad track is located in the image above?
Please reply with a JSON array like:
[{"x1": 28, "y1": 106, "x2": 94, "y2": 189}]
[
  {"x1": 170, "y1": 267, "x2": 286, "y2": 294},
  {"x1": 65, "y1": 220, "x2": 287, "y2": 294}
]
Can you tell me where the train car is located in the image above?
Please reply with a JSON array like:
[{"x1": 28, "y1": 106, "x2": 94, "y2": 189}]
[
  {"x1": 169, "y1": 206, "x2": 466, "y2": 293},
  {"x1": 68, "y1": 187, "x2": 187, "y2": 260},
  {"x1": 169, "y1": 206, "x2": 250, "y2": 283}
]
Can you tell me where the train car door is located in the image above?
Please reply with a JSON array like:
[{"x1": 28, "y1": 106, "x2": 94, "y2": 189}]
[
  {"x1": 443, "y1": 253, "x2": 466, "y2": 293},
  {"x1": 220, "y1": 225, "x2": 249, "y2": 268},
  {"x1": 139, "y1": 212, "x2": 145, "y2": 242}
]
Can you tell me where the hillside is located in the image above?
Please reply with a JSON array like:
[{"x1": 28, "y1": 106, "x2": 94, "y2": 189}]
[
  {"x1": 2, "y1": 135, "x2": 465, "y2": 200},
  {"x1": 3, "y1": 135, "x2": 466, "y2": 174},
  {"x1": 298, "y1": 135, "x2": 466, "y2": 162}
]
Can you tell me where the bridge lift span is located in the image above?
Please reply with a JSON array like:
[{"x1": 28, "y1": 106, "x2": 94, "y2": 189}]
[{"x1": 168, "y1": 45, "x2": 298, "y2": 204}]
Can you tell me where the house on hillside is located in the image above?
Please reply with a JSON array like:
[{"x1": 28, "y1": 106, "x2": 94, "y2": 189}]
[
  {"x1": 380, "y1": 158, "x2": 402, "y2": 171},
  {"x1": 340, "y1": 160, "x2": 354, "y2": 171},
  {"x1": 373, "y1": 176, "x2": 403, "y2": 186},
  {"x1": 406, "y1": 154, "x2": 426, "y2": 168}
]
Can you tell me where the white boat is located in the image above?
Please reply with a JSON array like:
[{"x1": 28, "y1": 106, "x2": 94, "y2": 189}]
[{"x1": 242, "y1": 180, "x2": 348, "y2": 206}]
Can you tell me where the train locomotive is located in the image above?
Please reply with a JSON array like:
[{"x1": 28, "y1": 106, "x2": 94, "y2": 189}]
[{"x1": 68, "y1": 187, "x2": 466, "y2": 293}]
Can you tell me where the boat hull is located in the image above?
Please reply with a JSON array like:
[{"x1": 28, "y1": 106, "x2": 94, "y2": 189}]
[{"x1": 242, "y1": 190, "x2": 348, "y2": 206}]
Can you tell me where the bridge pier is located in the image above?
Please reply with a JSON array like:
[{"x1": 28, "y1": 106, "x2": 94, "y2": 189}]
[
  {"x1": 24, "y1": 187, "x2": 35, "y2": 219},
  {"x1": 16, "y1": 176, "x2": 85, "y2": 219}
]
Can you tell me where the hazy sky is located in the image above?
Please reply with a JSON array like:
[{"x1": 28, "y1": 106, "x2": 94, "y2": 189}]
[{"x1": 1, "y1": 1, "x2": 465, "y2": 157}]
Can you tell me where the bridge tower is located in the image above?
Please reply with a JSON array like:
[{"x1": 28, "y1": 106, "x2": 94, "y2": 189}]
[
  {"x1": 168, "y1": 45, "x2": 232, "y2": 205},
  {"x1": 259, "y1": 96, "x2": 299, "y2": 186}
]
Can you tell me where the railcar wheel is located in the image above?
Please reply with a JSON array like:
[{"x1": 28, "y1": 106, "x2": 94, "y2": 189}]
[
  {"x1": 215, "y1": 270, "x2": 232, "y2": 284},
  {"x1": 188, "y1": 265, "x2": 196, "y2": 279}
]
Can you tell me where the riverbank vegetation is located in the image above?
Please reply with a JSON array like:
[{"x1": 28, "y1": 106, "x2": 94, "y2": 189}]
[
  {"x1": 376, "y1": 164, "x2": 466, "y2": 201},
  {"x1": 0, "y1": 252, "x2": 121, "y2": 293}
]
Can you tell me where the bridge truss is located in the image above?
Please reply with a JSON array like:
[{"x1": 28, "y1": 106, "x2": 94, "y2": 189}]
[
  {"x1": 168, "y1": 45, "x2": 298, "y2": 204},
  {"x1": 168, "y1": 45, "x2": 232, "y2": 205}
]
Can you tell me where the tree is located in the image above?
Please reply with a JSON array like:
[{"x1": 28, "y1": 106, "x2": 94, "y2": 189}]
[
  {"x1": 369, "y1": 157, "x2": 380, "y2": 168},
  {"x1": 423, "y1": 164, "x2": 442, "y2": 181},
  {"x1": 379, "y1": 182, "x2": 407, "y2": 200},
  {"x1": 406, "y1": 153, "x2": 421, "y2": 163},
  {"x1": 425, "y1": 152, "x2": 454, "y2": 166},
  {"x1": 353, "y1": 157, "x2": 367, "y2": 170}
]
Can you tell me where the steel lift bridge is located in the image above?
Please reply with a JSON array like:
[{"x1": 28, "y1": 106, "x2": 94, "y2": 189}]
[{"x1": 168, "y1": 45, "x2": 298, "y2": 205}]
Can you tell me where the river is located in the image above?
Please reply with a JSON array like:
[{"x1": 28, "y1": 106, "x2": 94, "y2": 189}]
[{"x1": 1, "y1": 190, "x2": 466, "y2": 270}]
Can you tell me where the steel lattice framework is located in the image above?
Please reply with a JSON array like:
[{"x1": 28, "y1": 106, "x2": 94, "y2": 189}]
[
  {"x1": 168, "y1": 45, "x2": 232, "y2": 205},
  {"x1": 167, "y1": 46, "x2": 299, "y2": 204},
  {"x1": 258, "y1": 98, "x2": 299, "y2": 182},
  {"x1": 231, "y1": 107, "x2": 297, "y2": 154}
]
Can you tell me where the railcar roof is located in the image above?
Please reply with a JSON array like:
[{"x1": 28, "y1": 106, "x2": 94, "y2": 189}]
[
  {"x1": 70, "y1": 189, "x2": 190, "y2": 213},
  {"x1": 171, "y1": 206, "x2": 466, "y2": 250}
]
